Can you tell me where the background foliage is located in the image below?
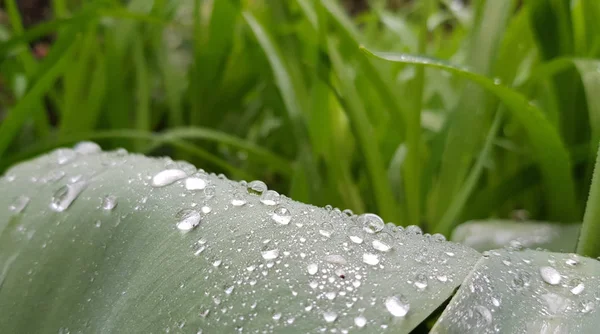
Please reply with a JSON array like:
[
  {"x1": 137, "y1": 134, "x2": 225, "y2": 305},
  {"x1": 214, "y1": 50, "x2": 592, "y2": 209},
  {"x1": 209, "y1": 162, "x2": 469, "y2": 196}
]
[{"x1": 1, "y1": 0, "x2": 600, "y2": 236}]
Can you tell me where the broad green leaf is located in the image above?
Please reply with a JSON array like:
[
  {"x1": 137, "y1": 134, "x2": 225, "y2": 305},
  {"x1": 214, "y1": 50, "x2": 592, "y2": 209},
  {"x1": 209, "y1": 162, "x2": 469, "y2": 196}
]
[
  {"x1": 452, "y1": 220, "x2": 581, "y2": 253},
  {"x1": 431, "y1": 249, "x2": 600, "y2": 333},
  {"x1": 362, "y1": 49, "x2": 578, "y2": 223},
  {"x1": 0, "y1": 145, "x2": 480, "y2": 333},
  {"x1": 578, "y1": 144, "x2": 600, "y2": 258}
]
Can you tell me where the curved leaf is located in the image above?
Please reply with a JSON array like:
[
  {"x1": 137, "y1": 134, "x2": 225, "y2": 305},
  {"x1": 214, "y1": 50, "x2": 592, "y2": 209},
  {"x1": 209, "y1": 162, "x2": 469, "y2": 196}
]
[
  {"x1": 452, "y1": 220, "x2": 581, "y2": 253},
  {"x1": 432, "y1": 249, "x2": 600, "y2": 333},
  {"x1": 0, "y1": 145, "x2": 479, "y2": 333},
  {"x1": 362, "y1": 49, "x2": 578, "y2": 223}
]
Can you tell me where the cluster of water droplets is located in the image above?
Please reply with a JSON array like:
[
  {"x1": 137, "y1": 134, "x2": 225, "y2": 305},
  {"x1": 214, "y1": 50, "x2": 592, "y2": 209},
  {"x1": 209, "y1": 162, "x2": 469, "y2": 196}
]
[{"x1": 1, "y1": 142, "x2": 483, "y2": 333}]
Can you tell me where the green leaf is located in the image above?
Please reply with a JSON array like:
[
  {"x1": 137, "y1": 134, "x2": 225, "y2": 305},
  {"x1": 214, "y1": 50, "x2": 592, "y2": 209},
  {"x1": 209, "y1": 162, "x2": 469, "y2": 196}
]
[
  {"x1": 452, "y1": 220, "x2": 581, "y2": 253},
  {"x1": 578, "y1": 144, "x2": 600, "y2": 258},
  {"x1": 432, "y1": 249, "x2": 600, "y2": 333},
  {"x1": 0, "y1": 146, "x2": 480, "y2": 333},
  {"x1": 362, "y1": 49, "x2": 578, "y2": 223}
]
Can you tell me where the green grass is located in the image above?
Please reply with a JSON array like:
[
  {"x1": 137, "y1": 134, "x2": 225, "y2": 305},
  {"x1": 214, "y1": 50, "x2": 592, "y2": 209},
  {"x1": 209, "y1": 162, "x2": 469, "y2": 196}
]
[{"x1": 1, "y1": 0, "x2": 600, "y2": 242}]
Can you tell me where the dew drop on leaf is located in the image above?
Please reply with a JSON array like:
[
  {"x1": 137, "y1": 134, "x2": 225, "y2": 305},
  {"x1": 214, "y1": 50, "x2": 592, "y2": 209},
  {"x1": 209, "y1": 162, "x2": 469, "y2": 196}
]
[
  {"x1": 73, "y1": 141, "x2": 101, "y2": 155},
  {"x1": 185, "y1": 177, "x2": 206, "y2": 191},
  {"x1": 260, "y1": 190, "x2": 280, "y2": 206},
  {"x1": 151, "y1": 169, "x2": 187, "y2": 187},
  {"x1": 363, "y1": 253, "x2": 380, "y2": 266},
  {"x1": 322, "y1": 311, "x2": 338, "y2": 323},
  {"x1": 247, "y1": 180, "x2": 267, "y2": 195},
  {"x1": 359, "y1": 213, "x2": 384, "y2": 234},
  {"x1": 175, "y1": 209, "x2": 201, "y2": 232},
  {"x1": 101, "y1": 195, "x2": 117, "y2": 211},
  {"x1": 354, "y1": 315, "x2": 367, "y2": 328},
  {"x1": 271, "y1": 206, "x2": 291, "y2": 225},
  {"x1": 385, "y1": 296, "x2": 409, "y2": 317},
  {"x1": 539, "y1": 266, "x2": 561, "y2": 285},
  {"x1": 307, "y1": 263, "x2": 318, "y2": 275},
  {"x1": 50, "y1": 181, "x2": 88, "y2": 212},
  {"x1": 9, "y1": 195, "x2": 29, "y2": 214}
]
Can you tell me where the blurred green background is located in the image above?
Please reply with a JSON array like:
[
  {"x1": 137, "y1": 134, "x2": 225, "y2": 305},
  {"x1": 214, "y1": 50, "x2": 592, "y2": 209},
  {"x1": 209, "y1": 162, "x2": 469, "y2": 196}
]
[{"x1": 1, "y1": 0, "x2": 599, "y2": 236}]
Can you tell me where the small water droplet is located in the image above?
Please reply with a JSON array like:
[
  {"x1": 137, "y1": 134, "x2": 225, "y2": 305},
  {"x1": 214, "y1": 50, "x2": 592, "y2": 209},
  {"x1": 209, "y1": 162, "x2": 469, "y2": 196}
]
[
  {"x1": 385, "y1": 296, "x2": 409, "y2": 317},
  {"x1": 231, "y1": 191, "x2": 247, "y2": 207},
  {"x1": 9, "y1": 195, "x2": 29, "y2": 213},
  {"x1": 73, "y1": 141, "x2": 101, "y2": 155},
  {"x1": 363, "y1": 253, "x2": 380, "y2": 266},
  {"x1": 101, "y1": 195, "x2": 117, "y2": 211},
  {"x1": 260, "y1": 190, "x2": 280, "y2": 205},
  {"x1": 354, "y1": 315, "x2": 367, "y2": 328},
  {"x1": 307, "y1": 263, "x2": 318, "y2": 275},
  {"x1": 271, "y1": 206, "x2": 291, "y2": 225},
  {"x1": 512, "y1": 272, "x2": 531, "y2": 289},
  {"x1": 372, "y1": 238, "x2": 392, "y2": 252},
  {"x1": 225, "y1": 286, "x2": 234, "y2": 295},
  {"x1": 247, "y1": 180, "x2": 267, "y2": 195},
  {"x1": 436, "y1": 275, "x2": 448, "y2": 283},
  {"x1": 176, "y1": 209, "x2": 201, "y2": 232},
  {"x1": 152, "y1": 169, "x2": 187, "y2": 187},
  {"x1": 360, "y1": 213, "x2": 384, "y2": 234},
  {"x1": 95, "y1": 220, "x2": 102, "y2": 228},
  {"x1": 54, "y1": 148, "x2": 77, "y2": 165},
  {"x1": 405, "y1": 225, "x2": 423, "y2": 235},
  {"x1": 272, "y1": 313, "x2": 282, "y2": 321},
  {"x1": 185, "y1": 176, "x2": 206, "y2": 190},
  {"x1": 323, "y1": 311, "x2": 338, "y2": 323},
  {"x1": 319, "y1": 222, "x2": 333, "y2": 238},
  {"x1": 539, "y1": 266, "x2": 561, "y2": 285},
  {"x1": 50, "y1": 181, "x2": 87, "y2": 212},
  {"x1": 581, "y1": 300, "x2": 596, "y2": 313},
  {"x1": 473, "y1": 305, "x2": 493, "y2": 325}
]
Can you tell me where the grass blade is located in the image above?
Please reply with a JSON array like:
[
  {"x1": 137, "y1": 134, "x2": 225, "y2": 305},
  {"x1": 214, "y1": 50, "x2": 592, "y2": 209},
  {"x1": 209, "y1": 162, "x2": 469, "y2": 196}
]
[
  {"x1": 364, "y1": 49, "x2": 578, "y2": 222},
  {"x1": 577, "y1": 144, "x2": 600, "y2": 258}
]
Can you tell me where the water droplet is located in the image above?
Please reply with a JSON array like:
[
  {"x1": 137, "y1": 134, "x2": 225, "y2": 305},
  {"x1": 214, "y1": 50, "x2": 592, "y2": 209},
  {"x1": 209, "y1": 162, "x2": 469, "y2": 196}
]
[
  {"x1": 319, "y1": 222, "x2": 333, "y2": 238},
  {"x1": 272, "y1": 313, "x2": 282, "y2": 321},
  {"x1": 95, "y1": 220, "x2": 102, "y2": 228},
  {"x1": 152, "y1": 169, "x2": 187, "y2": 187},
  {"x1": 224, "y1": 286, "x2": 234, "y2": 295},
  {"x1": 431, "y1": 233, "x2": 446, "y2": 242},
  {"x1": 73, "y1": 141, "x2": 101, "y2": 155},
  {"x1": 323, "y1": 311, "x2": 338, "y2": 323},
  {"x1": 247, "y1": 180, "x2": 267, "y2": 195},
  {"x1": 212, "y1": 259, "x2": 222, "y2": 267},
  {"x1": 203, "y1": 185, "x2": 216, "y2": 199},
  {"x1": 325, "y1": 292, "x2": 336, "y2": 300},
  {"x1": 307, "y1": 263, "x2": 318, "y2": 275},
  {"x1": 176, "y1": 209, "x2": 201, "y2": 232},
  {"x1": 50, "y1": 181, "x2": 87, "y2": 212},
  {"x1": 101, "y1": 195, "x2": 117, "y2": 211},
  {"x1": 360, "y1": 213, "x2": 384, "y2": 234},
  {"x1": 271, "y1": 206, "x2": 291, "y2": 225},
  {"x1": 473, "y1": 305, "x2": 492, "y2": 325},
  {"x1": 260, "y1": 190, "x2": 279, "y2": 205},
  {"x1": 9, "y1": 195, "x2": 29, "y2": 213},
  {"x1": 385, "y1": 296, "x2": 409, "y2": 317},
  {"x1": 324, "y1": 254, "x2": 347, "y2": 265},
  {"x1": 54, "y1": 148, "x2": 77, "y2": 165},
  {"x1": 539, "y1": 266, "x2": 561, "y2": 285},
  {"x1": 347, "y1": 226, "x2": 364, "y2": 244},
  {"x1": 405, "y1": 225, "x2": 423, "y2": 235},
  {"x1": 372, "y1": 237, "x2": 392, "y2": 252},
  {"x1": 566, "y1": 254, "x2": 580, "y2": 266},
  {"x1": 541, "y1": 292, "x2": 570, "y2": 314},
  {"x1": 581, "y1": 300, "x2": 596, "y2": 313},
  {"x1": 363, "y1": 253, "x2": 380, "y2": 266},
  {"x1": 569, "y1": 279, "x2": 585, "y2": 295},
  {"x1": 512, "y1": 272, "x2": 531, "y2": 289},
  {"x1": 436, "y1": 275, "x2": 448, "y2": 283},
  {"x1": 231, "y1": 191, "x2": 247, "y2": 207},
  {"x1": 185, "y1": 176, "x2": 207, "y2": 190},
  {"x1": 414, "y1": 273, "x2": 428, "y2": 290},
  {"x1": 261, "y1": 247, "x2": 280, "y2": 260},
  {"x1": 354, "y1": 315, "x2": 367, "y2": 328}
]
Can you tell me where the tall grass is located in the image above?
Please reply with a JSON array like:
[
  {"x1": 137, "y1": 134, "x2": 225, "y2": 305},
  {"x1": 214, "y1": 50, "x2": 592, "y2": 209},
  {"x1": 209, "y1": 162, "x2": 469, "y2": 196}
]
[{"x1": 1, "y1": 0, "x2": 600, "y2": 237}]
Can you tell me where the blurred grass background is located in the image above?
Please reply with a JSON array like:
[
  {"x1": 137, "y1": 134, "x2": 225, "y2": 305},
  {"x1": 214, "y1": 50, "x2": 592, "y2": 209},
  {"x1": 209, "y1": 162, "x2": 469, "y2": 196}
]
[{"x1": 1, "y1": 0, "x2": 599, "y2": 236}]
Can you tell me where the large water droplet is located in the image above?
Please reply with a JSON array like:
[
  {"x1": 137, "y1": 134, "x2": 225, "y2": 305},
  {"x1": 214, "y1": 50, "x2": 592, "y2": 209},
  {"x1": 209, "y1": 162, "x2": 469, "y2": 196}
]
[
  {"x1": 231, "y1": 191, "x2": 247, "y2": 207},
  {"x1": 247, "y1": 180, "x2": 267, "y2": 195},
  {"x1": 185, "y1": 176, "x2": 206, "y2": 190},
  {"x1": 363, "y1": 253, "x2": 380, "y2": 266},
  {"x1": 360, "y1": 213, "x2": 384, "y2": 234},
  {"x1": 50, "y1": 181, "x2": 88, "y2": 212},
  {"x1": 307, "y1": 263, "x2": 318, "y2": 275},
  {"x1": 261, "y1": 247, "x2": 280, "y2": 260},
  {"x1": 539, "y1": 266, "x2": 561, "y2": 285},
  {"x1": 319, "y1": 222, "x2": 333, "y2": 238},
  {"x1": 385, "y1": 296, "x2": 409, "y2": 317},
  {"x1": 101, "y1": 195, "x2": 117, "y2": 211},
  {"x1": 271, "y1": 206, "x2": 291, "y2": 225},
  {"x1": 473, "y1": 305, "x2": 492, "y2": 326},
  {"x1": 152, "y1": 169, "x2": 187, "y2": 187},
  {"x1": 569, "y1": 279, "x2": 585, "y2": 295},
  {"x1": 73, "y1": 141, "x2": 101, "y2": 155},
  {"x1": 9, "y1": 195, "x2": 29, "y2": 214},
  {"x1": 176, "y1": 209, "x2": 201, "y2": 232},
  {"x1": 260, "y1": 190, "x2": 280, "y2": 205},
  {"x1": 323, "y1": 311, "x2": 338, "y2": 323},
  {"x1": 347, "y1": 226, "x2": 364, "y2": 244},
  {"x1": 354, "y1": 315, "x2": 367, "y2": 328}
]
